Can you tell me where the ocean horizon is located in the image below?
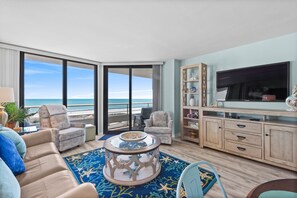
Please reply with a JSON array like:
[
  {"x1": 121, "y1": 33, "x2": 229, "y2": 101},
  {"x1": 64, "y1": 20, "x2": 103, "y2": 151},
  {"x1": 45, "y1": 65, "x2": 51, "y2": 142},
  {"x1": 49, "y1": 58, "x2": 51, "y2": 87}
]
[{"x1": 25, "y1": 98, "x2": 152, "y2": 112}]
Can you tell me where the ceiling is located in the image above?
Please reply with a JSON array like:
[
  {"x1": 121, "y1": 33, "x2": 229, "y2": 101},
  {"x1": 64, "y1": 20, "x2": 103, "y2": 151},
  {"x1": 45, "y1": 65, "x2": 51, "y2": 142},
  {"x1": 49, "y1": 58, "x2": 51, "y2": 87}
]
[{"x1": 0, "y1": 0, "x2": 296, "y2": 62}]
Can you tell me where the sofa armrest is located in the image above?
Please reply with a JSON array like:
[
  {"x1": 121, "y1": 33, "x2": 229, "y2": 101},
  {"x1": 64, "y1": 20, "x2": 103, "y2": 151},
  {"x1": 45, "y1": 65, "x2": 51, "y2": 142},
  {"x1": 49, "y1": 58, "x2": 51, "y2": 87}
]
[
  {"x1": 144, "y1": 119, "x2": 152, "y2": 127},
  {"x1": 70, "y1": 122, "x2": 86, "y2": 128},
  {"x1": 22, "y1": 129, "x2": 53, "y2": 148},
  {"x1": 168, "y1": 120, "x2": 173, "y2": 129},
  {"x1": 57, "y1": 183, "x2": 98, "y2": 198}
]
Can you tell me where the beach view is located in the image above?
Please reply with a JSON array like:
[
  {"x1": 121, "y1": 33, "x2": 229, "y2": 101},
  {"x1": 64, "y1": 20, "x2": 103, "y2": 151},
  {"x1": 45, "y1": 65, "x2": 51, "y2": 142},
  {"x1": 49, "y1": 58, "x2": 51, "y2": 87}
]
[{"x1": 24, "y1": 55, "x2": 153, "y2": 130}]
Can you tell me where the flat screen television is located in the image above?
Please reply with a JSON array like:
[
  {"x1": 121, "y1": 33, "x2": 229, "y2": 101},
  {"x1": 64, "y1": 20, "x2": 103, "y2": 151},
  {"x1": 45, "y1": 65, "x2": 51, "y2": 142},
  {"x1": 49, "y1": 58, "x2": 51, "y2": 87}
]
[{"x1": 216, "y1": 62, "x2": 290, "y2": 102}]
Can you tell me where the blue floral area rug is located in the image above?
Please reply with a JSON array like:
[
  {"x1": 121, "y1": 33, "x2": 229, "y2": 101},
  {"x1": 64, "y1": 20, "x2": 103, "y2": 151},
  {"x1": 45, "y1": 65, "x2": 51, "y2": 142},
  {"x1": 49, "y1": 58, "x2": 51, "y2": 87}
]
[{"x1": 64, "y1": 148, "x2": 217, "y2": 197}]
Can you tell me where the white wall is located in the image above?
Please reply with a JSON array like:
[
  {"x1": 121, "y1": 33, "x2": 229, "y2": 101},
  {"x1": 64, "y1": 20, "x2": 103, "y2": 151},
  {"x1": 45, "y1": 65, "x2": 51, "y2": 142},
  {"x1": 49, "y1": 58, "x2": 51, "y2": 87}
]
[
  {"x1": 181, "y1": 33, "x2": 297, "y2": 110},
  {"x1": 161, "y1": 59, "x2": 181, "y2": 136}
]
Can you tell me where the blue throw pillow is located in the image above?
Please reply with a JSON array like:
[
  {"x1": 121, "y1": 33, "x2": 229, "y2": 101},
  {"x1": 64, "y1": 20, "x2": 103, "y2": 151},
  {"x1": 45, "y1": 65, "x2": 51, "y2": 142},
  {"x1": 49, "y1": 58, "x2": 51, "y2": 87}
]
[
  {"x1": 0, "y1": 134, "x2": 25, "y2": 175},
  {"x1": 0, "y1": 127, "x2": 26, "y2": 158},
  {"x1": 0, "y1": 158, "x2": 21, "y2": 198}
]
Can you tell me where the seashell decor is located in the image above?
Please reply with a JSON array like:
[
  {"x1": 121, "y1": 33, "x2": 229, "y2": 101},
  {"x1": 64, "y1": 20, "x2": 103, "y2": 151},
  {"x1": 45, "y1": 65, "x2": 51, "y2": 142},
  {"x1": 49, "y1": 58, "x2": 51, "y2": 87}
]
[{"x1": 285, "y1": 85, "x2": 297, "y2": 111}]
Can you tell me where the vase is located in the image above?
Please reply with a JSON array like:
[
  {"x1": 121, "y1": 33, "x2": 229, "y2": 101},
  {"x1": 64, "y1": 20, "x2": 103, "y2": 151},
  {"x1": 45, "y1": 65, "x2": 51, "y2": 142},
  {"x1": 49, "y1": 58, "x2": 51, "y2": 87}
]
[
  {"x1": 6, "y1": 121, "x2": 17, "y2": 129},
  {"x1": 189, "y1": 98, "x2": 195, "y2": 106}
]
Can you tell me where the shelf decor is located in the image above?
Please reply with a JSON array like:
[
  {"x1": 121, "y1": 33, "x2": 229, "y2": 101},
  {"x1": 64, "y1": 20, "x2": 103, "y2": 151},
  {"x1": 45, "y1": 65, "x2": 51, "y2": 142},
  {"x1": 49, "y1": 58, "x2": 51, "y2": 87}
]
[
  {"x1": 180, "y1": 63, "x2": 207, "y2": 144},
  {"x1": 286, "y1": 85, "x2": 297, "y2": 111}
]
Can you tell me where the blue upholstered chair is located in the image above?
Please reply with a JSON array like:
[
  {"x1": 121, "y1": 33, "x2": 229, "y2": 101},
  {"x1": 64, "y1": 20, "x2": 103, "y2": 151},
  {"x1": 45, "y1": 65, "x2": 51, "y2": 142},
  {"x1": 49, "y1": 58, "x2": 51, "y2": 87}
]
[{"x1": 176, "y1": 161, "x2": 227, "y2": 198}]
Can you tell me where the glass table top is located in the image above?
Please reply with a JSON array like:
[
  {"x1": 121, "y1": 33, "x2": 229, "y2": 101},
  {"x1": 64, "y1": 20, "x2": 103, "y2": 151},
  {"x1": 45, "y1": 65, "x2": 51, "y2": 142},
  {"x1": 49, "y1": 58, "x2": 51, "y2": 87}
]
[{"x1": 110, "y1": 135, "x2": 156, "y2": 151}]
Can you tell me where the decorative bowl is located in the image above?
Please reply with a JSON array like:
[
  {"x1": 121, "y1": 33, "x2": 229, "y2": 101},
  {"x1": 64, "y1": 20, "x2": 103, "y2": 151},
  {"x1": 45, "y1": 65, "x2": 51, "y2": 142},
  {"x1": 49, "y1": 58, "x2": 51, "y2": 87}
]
[{"x1": 119, "y1": 131, "x2": 147, "y2": 142}]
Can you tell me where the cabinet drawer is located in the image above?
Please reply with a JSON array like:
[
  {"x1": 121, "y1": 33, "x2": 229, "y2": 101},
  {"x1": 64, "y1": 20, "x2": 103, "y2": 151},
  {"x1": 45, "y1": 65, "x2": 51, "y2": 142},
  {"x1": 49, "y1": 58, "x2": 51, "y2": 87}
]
[
  {"x1": 225, "y1": 130, "x2": 262, "y2": 146},
  {"x1": 225, "y1": 120, "x2": 261, "y2": 134},
  {"x1": 225, "y1": 141, "x2": 262, "y2": 159}
]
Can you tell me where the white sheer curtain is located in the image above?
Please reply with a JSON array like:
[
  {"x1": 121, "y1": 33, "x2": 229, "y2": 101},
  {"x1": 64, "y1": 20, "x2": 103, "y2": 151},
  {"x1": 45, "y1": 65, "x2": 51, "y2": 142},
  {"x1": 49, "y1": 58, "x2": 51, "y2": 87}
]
[{"x1": 0, "y1": 47, "x2": 20, "y2": 105}]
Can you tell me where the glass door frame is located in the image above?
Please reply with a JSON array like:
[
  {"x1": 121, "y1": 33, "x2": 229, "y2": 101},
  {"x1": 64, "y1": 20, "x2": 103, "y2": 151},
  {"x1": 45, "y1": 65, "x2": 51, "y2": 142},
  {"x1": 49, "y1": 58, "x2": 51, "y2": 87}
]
[
  {"x1": 19, "y1": 52, "x2": 98, "y2": 130},
  {"x1": 103, "y1": 65, "x2": 153, "y2": 134}
]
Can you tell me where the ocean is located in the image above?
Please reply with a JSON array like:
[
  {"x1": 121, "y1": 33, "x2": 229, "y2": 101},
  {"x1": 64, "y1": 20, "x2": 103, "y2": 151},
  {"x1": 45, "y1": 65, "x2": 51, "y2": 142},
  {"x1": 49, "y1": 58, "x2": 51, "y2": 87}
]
[{"x1": 25, "y1": 99, "x2": 152, "y2": 112}]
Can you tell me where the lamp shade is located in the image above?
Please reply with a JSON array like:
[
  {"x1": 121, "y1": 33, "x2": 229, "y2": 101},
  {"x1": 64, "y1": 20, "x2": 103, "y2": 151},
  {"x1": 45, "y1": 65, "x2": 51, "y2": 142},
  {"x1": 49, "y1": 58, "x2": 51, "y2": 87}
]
[{"x1": 0, "y1": 87, "x2": 15, "y2": 103}]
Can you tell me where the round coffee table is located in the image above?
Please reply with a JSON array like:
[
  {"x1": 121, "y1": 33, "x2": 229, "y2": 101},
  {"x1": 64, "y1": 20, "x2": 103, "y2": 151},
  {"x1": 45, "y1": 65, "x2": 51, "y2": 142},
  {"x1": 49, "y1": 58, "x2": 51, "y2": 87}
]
[{"x1": 103, "y1": 133, "x2": 161, "y2": 186}]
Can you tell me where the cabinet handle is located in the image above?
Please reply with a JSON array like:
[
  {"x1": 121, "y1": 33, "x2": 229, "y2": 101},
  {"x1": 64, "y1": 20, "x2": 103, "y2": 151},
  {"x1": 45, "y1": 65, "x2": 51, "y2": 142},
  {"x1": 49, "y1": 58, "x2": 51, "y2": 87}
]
[
  {"x1": 218, "y1": 126, "x2": 222, "y2": 129},
  {"x1": 237, "y1": 135, "x2": 246, "y2": 140},
  {"x1": 237, "y1": 146, "x2": 246, "y2": 151},
  {"x1": 265, "y1": 134, "x2": 269, "y2": 136},
  {"x1": 237, "y1": 124, "x2": 246, "y2": 128}
]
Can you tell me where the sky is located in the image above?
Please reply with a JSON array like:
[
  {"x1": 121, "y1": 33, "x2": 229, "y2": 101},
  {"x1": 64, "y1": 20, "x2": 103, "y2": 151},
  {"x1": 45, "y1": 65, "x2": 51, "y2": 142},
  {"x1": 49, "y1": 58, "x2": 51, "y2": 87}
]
[{"x1": 24, "y1": 59, "x2": 152, "y2": 99}]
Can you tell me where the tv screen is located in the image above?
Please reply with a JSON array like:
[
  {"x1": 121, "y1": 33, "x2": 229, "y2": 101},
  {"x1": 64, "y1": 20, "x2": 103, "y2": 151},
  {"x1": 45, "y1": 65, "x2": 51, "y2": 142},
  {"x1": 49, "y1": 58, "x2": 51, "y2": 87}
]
[{"x1": 216, "y1": 62, "x2": 290, "y2": 102}]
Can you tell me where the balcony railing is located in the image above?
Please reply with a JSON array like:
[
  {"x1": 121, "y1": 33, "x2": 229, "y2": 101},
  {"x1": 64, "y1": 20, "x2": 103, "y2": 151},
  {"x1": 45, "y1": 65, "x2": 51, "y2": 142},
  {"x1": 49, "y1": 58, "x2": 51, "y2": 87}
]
[{"x1": 25, "y1": 102, "x2": 152, "y2": 129}]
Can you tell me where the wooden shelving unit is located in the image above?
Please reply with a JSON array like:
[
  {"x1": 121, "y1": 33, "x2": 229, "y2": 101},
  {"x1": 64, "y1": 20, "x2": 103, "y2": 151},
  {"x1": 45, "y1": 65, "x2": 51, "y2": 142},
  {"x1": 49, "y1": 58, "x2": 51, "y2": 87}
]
[{"x1": 180, "y1": 63, "x2": 207, "y2": 145}]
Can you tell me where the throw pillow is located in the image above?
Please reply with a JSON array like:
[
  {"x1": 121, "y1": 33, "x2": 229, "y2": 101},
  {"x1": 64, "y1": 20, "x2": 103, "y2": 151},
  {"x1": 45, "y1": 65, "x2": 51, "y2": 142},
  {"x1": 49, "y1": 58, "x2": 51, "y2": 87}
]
[
  {"x1": 0, "y1": 134, "x2": 25, "y2": 175},
  {"x1": 50, "y1": 114, "x2": 70, "y2": 130},
  {"x1": 0, "y1": 127, "x2": 26, "y2": 158},
  {"x1": 0, "y1": 158, "x2": 21, "y2": 198},
  {"x1": 152, "y1": 111, "x2": 168, "y2": 127}
]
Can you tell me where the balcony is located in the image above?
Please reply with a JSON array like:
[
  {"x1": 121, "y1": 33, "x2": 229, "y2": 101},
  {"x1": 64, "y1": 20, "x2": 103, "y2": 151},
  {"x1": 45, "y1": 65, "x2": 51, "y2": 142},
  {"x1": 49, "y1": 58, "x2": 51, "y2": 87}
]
[{"x1": 26, "y1": 101, "x2": 152, "y2": 131}]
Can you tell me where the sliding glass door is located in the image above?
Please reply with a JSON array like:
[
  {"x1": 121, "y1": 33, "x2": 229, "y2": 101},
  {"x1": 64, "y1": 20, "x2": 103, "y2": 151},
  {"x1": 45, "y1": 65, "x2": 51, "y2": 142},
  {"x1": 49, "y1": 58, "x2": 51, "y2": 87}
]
[
  {"x1": 106, "y1": 67, "x2": 130, "y2": 132},
  {"x1": 21, "y1": 53, "x2": 98, "y2": 128},
  {"x1": 104, "y1": 66, "x2": 154, "y2": 133}
]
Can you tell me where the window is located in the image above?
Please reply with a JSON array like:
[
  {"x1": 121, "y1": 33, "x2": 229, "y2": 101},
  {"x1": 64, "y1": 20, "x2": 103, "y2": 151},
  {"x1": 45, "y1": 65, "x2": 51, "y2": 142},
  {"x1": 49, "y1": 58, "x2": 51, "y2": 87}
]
[{"x1": 20, "y1": 53, "x2": 98, "y2": 129}]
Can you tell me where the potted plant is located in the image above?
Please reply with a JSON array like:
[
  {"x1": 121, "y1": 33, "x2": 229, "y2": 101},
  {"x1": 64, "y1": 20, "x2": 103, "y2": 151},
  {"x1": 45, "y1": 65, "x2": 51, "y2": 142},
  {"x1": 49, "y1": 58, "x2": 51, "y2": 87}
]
[{"x1": 4, "y1": 103, "x2": 36, "y2": 129}]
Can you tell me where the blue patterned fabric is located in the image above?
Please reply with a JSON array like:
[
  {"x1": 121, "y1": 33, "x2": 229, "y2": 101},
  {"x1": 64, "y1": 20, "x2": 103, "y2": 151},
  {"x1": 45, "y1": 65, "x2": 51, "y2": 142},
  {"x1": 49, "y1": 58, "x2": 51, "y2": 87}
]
[
  {"x1": 0, "y1": 158, "x2": 21, "y2": 198},
  {"x1": 0, "y1": 134, "x2": 25, "y2": 175},
  {"x1": 64, "y1": 148, "x2": 217, "y2": 197},
  {"x1": 0, "y1": 127, "x2": 26, "y2": 158}
]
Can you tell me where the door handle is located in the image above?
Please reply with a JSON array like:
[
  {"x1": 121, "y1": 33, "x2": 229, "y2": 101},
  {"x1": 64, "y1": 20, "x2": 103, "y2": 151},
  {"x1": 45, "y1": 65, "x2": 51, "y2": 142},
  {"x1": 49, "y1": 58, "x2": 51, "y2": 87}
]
[
  {"x1": 237, "y1": 124, "x2": 246, "y2": 128},
  {"x1": 237, "y1": 135, "x2": 246, "y2": 140}
]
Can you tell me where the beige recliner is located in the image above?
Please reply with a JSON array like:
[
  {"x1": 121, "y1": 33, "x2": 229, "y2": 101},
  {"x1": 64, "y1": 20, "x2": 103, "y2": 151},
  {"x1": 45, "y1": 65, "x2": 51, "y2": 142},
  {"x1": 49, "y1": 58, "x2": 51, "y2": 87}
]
[
  {"x1": 39, "y1": 105, "x2": 86, "y2": 152},
  {"x1": 144, "y1": 111, "x2": 173, "y2": 144}
]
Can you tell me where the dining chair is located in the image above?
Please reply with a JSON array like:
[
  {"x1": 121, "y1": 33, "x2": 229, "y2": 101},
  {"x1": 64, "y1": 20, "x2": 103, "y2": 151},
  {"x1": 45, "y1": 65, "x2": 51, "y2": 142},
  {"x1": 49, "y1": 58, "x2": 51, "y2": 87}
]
[{"x1": 176, "y1": 161, "x2": 227, "y2": 198}]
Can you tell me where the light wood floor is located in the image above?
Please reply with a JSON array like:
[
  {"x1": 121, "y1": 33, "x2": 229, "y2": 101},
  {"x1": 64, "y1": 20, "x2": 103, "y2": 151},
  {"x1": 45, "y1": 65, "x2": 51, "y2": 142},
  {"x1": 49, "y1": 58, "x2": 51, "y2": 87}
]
[{"x1": 61, "y1": 135, "x2": 297, "y2": 198}]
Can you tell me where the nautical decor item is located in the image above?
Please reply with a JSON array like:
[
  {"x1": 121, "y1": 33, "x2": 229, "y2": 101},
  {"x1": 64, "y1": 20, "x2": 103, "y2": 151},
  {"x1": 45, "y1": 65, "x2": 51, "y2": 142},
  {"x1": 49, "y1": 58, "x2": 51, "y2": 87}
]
[
  {"x1": 189, "y1": 96, "x2": 195, "y2": 106},
  {"x1": 285, "y1": 85, "x2": 297, "y2": 111}
]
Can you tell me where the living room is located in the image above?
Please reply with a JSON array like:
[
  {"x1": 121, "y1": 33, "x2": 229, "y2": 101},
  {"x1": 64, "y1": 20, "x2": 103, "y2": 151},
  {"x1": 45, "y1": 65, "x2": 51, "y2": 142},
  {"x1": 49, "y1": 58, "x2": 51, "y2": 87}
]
[{"x1": 0, "y1": 1, "x2": 296, "y2": 198}]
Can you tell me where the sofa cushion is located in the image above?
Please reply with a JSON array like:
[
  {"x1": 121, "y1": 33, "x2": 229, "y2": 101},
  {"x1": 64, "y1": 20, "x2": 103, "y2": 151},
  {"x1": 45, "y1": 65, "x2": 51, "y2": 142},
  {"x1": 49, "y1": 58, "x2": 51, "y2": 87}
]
[
  {"x1": 0, "y1": 158, "x2": 21, "y2": 198},
  {"x1": 0, "y1": 134, "x2": 25, "y2": 175},
  {"x1": 144, "y1": 126, "x2": 172, "y2": 134},
  {"x1": 0, "y1": 127, "x2": 26, "y2": 158},
  {"x1": 152, "y1": 111, "x2": 167, "y2": 127},
  {"x1": 17, "y1": 154, "x2": 68, "y2": 187},
  {"x1": 24, "y1": 142, "x2": 59, "y2": 162},
  {"x1": 59, "y1": 127, "x2": 85, "y2": 141},
  {"x1": 21, "y1": 170, "x2": 78, "y2": 198},
  {"x1": 50, "y1": 114, "x2": 71, "y2": 130}
]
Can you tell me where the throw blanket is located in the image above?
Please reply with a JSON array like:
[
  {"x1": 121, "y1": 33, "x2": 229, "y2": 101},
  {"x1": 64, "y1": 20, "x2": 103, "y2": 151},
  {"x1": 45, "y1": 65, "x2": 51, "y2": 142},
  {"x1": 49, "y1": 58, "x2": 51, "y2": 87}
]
[{"x1": 45, "y1": 105, "x2": 67, "y2": 115}]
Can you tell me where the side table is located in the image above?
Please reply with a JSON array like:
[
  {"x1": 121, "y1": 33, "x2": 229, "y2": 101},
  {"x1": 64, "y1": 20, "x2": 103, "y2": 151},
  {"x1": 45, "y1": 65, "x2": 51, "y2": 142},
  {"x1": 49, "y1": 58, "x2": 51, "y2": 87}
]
[{"x1": 14, "y1": 126, "x2": 39, "y2": 136}]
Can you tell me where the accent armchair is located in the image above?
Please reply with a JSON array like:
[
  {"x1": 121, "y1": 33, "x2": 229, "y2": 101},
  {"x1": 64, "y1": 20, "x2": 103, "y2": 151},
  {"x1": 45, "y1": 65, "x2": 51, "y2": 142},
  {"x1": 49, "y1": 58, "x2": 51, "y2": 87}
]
[
  {"x1": 144, "y1": 111, "x2": 173, "y2": 144},
  {"x1": 39, "y1": 105, "x2": 86, "y2": 152}
]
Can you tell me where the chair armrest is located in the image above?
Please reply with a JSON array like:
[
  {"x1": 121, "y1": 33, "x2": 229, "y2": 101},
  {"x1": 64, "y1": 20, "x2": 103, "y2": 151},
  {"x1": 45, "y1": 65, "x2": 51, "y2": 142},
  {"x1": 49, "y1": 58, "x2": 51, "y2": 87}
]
[
  {"x1": 144, "y1": 119, "x2": 152, "y2": 127},
  {"x1": 22, "y1": 129, "x2": 53, "y2": 148},
  {"x1": 168, "y1": 120, "x2": 173, "y2": 129},
  {"x1": 70, "y1": 122, "x2": 86, "y2": 128},
  {"x1": 57, "y1": 183, "x2": 98, "y2": 198}
]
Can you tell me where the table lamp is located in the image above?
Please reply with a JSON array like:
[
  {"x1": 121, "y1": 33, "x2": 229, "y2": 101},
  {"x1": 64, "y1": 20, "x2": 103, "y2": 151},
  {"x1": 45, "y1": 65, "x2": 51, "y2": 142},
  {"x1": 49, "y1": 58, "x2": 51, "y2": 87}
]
[{"x1": 0, "y1": 87, "x2": 15, "y2": 126}]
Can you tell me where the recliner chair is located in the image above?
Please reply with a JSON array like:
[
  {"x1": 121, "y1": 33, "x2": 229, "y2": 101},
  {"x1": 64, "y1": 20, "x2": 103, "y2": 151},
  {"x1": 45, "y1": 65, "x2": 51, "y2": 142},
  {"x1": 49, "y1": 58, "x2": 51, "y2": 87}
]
[{"x1": 39, "y1": 105, "x2": 86, "y2": 152}]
